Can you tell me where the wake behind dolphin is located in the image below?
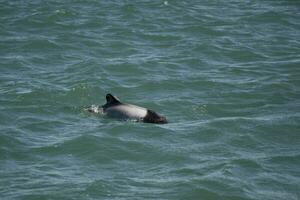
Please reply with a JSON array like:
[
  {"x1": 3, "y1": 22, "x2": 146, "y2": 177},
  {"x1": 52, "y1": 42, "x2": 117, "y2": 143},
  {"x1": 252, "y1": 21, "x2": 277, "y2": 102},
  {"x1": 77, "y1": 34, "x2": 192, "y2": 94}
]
[{"x1": 86, "y1": 94, "x2": 167, "y2": 124}]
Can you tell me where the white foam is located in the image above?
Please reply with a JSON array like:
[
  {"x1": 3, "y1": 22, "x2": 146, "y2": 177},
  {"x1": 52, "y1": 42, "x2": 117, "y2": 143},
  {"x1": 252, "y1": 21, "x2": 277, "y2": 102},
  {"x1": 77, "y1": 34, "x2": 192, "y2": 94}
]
[{"x1": 85, "y1": 105, "x2": 103, "y2": 114}]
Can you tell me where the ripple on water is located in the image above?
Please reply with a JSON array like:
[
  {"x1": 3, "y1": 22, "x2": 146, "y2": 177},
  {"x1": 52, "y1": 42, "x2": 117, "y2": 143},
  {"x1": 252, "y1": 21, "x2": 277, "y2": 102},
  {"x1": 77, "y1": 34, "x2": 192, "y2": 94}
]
[{"x1": 1, "y1": 1, "x2": 300, "y2": 199}]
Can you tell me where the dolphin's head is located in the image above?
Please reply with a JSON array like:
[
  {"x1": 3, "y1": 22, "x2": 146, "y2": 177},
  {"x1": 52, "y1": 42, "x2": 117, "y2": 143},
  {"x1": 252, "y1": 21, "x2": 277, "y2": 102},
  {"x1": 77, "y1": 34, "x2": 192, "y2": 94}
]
[{"x1": 143, "y1": 109, "x2": 168, "y2": 124}]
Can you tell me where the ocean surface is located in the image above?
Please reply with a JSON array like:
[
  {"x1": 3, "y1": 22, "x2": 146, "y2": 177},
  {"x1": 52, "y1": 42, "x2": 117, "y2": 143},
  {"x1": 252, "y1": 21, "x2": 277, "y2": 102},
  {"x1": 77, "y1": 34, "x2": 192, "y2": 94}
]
[{"x1": 1, "y1": 1, "x2": 300, "y2": 199}]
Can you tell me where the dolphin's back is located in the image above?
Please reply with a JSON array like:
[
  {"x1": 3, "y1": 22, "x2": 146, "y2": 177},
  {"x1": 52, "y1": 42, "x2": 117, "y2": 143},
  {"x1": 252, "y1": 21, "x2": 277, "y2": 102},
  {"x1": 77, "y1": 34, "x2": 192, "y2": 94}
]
[
  {"x1": 104, "y1": 104, "x2": 147, "y2": 121},
  {"x1": 87, "y1": 93, "x2": 167, "y2": 123}
]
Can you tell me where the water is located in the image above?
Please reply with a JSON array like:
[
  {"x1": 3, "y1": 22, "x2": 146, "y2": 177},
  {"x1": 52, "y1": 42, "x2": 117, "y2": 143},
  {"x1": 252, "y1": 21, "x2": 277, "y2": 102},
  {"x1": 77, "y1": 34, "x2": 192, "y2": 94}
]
[{"x1": 1, "y1": 1, "x2": 300, "y2": 199}]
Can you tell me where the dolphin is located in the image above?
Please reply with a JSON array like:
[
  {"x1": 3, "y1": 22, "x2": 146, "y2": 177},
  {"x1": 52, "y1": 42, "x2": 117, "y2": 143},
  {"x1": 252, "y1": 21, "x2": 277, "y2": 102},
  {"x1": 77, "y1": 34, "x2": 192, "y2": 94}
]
[{"x1": 87, "y1": 94, "x2": 167, "y2": 124}]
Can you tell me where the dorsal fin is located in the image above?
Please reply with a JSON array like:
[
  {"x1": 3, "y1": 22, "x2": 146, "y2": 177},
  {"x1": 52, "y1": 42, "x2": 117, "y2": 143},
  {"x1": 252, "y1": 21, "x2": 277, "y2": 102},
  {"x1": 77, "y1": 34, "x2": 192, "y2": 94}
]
[{"x1": 106, "y1": 94, "x2": 120, "y2": 104}]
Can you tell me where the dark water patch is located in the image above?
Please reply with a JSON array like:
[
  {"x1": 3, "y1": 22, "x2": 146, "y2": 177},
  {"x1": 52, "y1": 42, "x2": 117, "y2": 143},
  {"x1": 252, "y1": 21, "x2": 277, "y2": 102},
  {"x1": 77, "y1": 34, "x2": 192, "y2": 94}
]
[
  {"x1": 251, "y1": 172, "x2": 299, "y2": 200},
  {"x1": 263, "y1": 154, "x2": 300, "y2": 176},
  {"x1": 31, "y1": 131, "x2": 188, "y2": 167},
  {"x1": 0, "y1": 132, "x2": 30, "y2": 161}
]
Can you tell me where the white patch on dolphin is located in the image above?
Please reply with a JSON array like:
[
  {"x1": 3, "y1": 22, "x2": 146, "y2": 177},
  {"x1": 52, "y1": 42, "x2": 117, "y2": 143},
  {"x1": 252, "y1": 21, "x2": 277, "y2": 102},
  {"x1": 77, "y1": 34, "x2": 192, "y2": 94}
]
[{"x1": 86, "y1": 94, "x2": 167, "y2": 124}]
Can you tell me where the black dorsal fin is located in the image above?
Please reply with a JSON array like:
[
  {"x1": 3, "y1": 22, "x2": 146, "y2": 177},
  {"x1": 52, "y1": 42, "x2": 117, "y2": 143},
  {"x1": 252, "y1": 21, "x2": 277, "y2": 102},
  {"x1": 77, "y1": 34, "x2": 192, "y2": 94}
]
[{"x1": 106, "y1": 94, "x2": 120, "y2": 104}]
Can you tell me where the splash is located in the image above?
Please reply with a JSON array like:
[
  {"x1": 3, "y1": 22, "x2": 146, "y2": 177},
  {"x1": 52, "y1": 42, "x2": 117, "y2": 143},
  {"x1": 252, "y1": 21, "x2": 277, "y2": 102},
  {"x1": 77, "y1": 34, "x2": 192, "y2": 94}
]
[{"x1": 84, "y1": 105, "x2": 103, "y2": 114}]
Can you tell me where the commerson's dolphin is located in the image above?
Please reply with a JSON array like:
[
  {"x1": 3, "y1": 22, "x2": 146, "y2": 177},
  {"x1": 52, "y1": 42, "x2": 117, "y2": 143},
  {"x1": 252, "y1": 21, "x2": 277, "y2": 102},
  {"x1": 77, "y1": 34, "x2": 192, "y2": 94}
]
[{"x1": 86, "y1": 94, "x2": 167, "y2": 124}]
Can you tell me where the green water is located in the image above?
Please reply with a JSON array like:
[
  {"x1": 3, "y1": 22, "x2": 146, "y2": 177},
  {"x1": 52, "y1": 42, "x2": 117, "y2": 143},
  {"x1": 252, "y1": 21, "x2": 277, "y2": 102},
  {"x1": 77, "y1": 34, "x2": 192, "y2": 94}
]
[{"x1": 1, "y1": 1, "x2": 300, "y2": 199}]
